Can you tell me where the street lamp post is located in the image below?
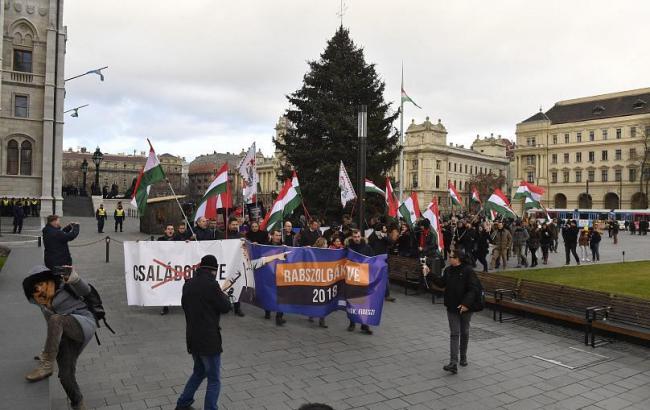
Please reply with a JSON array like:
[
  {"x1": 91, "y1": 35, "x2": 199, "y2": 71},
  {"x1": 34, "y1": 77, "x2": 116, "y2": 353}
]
[
  {"x1": 92, "y1": 147, "x2": 104, "y2": 196},
  {"x1": 80, "y1": 159, "x2": 89, "y2": 196},
  {"x1": 357, "y1": 105, "x2": 368, "y2": 231}
]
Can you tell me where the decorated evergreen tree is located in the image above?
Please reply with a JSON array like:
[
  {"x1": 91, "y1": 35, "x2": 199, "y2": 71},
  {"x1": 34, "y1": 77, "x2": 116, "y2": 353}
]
[{"x1": 275, "y1": 27, "x2": 400, "y2": 223}]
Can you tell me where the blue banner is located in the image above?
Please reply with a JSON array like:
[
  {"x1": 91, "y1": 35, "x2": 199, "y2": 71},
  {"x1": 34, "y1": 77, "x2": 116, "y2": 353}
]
[{"x1": 242, "y1": 243, "x2": 388, "y2": 326}]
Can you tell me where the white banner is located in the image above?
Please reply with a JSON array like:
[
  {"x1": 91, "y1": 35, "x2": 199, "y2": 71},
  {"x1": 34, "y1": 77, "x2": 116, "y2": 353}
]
[
  {"x1": 339, "y1": 161, "x2": 356, "y2": 207},
  {"x1": 124, "y1": 239, "x2": 248, "y2": 306},
  {"x1": 237, "y1": 143, "x2": 258, "y2": 204}
]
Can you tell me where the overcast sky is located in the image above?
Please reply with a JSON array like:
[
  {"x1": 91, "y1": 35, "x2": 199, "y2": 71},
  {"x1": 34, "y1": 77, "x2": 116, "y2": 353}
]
[{"x1": 62, "y1": 0, "x2": 650, "y2": 161}]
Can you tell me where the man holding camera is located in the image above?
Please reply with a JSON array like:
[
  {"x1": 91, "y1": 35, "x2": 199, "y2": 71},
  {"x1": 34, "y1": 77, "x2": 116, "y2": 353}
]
[
  {"x1": 22, "y1": 265, "x2": 96, "y2": 410},
  {"x1": 423, "y1": 247, "x2": 479, "y2": 374},
  {"x1": 43, "y1": 215, "x2": 80, "y2": 270}
]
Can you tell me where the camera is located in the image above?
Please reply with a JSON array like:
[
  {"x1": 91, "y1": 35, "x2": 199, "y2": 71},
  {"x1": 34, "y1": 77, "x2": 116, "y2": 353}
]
[
  {"x1": 419, "y1": 256, "x2": 427, "y2": 266},
  {"x1": 53, "y1": 266, "x2": 72, "y2": 276}
]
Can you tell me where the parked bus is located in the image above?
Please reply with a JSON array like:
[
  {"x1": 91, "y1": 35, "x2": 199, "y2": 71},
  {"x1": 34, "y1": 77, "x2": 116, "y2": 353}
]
[{"x1": 527, "y1": 208, "x2": 650, "y2": 229}]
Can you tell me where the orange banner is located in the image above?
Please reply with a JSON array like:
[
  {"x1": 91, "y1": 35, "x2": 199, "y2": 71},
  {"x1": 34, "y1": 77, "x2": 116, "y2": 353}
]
[{"x1": 275, "y1": 259, "x2": 369, "y2": 287}]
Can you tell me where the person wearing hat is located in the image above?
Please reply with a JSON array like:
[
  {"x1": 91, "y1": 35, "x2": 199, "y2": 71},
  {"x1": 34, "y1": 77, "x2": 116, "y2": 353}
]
[
  {"x1": 175, "y1": 255, "x2": 231, "y2": 410},
  {"x1": 22, "y1": 265, "x2": 96, "y2": 410}
]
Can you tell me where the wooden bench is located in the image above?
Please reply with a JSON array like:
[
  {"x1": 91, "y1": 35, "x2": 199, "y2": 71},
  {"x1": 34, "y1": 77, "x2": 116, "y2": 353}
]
[
  {"x1": 387, "y1": 255, "x2": 444, "y2": 299},
  {"x1": 590, "y1": 295, "x2": 650, "y2": 343}
]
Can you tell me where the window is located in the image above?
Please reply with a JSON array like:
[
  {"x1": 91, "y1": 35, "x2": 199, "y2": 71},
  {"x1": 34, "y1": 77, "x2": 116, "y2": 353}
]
[
  {"x1": 464, "y1": 164, "x2": 467, "y2": 173},
  {"x1": 564, "y1": 153, "x2": 569, "y2": 163},
  {"x1": 631, "y1": 126, "x2": 637, "y2": 138},
  {"x1": 435, "y1": 175, "x2": 440, "y2": 188},
  {"x1": 436, "y1": 160, "x2": 441, "y2": 170},
  {"x1": 601, "y1": 150, "x2": 608, "y2": 161},
  {"x1": 13, "y1": 49, "x2": 32, "y2": 72},
  {"x1": 576, "y1": 132, "x2": 582, "y2": 143},
  {"x1": 588, "y1": 170, "x2": 595, "y2": 182},
  {"x1": 601, "y1": 169, "x2": 608, "y2": 182},
  {"x1": 588, "y1": 151, "x2": 595, "y2": 162},
  {"x1": 14, "y1": 95, "x2": 28, "y2": 118},
  {"x1": 454, "y1": 163, "x2": 457, "y2": 172},
  {"x1": 7, "y1": 140, "x2": 19, "y2": 175},
  {"x1": 526, "y1": 156, "x2": 535, "y2": 166},
  {"x1": 616, "y1": 128, "x2": 622, "y2": 139},
  {"x1": 615, "y1": 169, "x2": 622, "y2": 182},
  {"x1": 602, "y1": 129, "x2": 608, "y2": 140},
  {"x1": 20, "y1": 141, "x2": 32, "y2": 175},
  {"x1": 551, "y1": 153, "x2": 557, "y2": 164},
  {"x1": 551, "y1": 172, "x2": 558, "y2": 183},
  {"x1": 575, "y1": 170, "x2": 582, "y2": 183},
  {"x1": 411, "y1": 159, "x2": 418, "y2": 169},
  {"x1": 470, "y1": 166, "x2": 473, "y2": 174},
  {"x1": 615, "y1": 149, "x2": 622, "y2": 160},
  {"x1": 459, "y1": 181, "x2": 462, "y2": 190},
  {"x1": 526, "y1": 137, "x2": 536, "y2": 146},
  {"x1": 552, "y1": 135, "x2": 557, "y2": 144},
  {"x1": 448, "y1": 162, "x2": 451, "y2": 171},
  {"x1": 589, "y1": 131, "x2": 595, "y2": 141},
  {"x1": 630, "y1": 168, "x2": 637, "y2": 182},
  {"x1": 563, "y1": 171, "x2": 569, "y2": 183},
  {"x1": 527, "y1": 171, "x2": 534, "y2": 183},
  {"x1": 630, "y1": 148, "x2": 637, "y2": 160},
  {"x1": 412, "y1": 173, "x2": 418, "y2": 188},
  {"x1": 576, "y1": 152, "x2": 582, "y2": 163},
  {"x1": 564, "y1": 134, "x2": 570, "y2": 143}
]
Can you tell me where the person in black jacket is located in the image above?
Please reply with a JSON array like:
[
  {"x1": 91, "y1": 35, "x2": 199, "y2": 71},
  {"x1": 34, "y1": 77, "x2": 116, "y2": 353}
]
[
  {"x1": 174, "y1": 222, "x2": 193, "y2": 241},
  {"x1": 299, "y1": 219, "x2": 322, "y2": 247},
  {"x1": 42, "y1": 215, "x2": 80, "y2": 270},
  {"x1": 562, "y1": 220, "x2": 580, "y2": 265},
  {"x1": 474, "y1": 225, "x2": 490, "y2": 273},
  {"x1": 175, "y1": 255, "x2": 231, "y2": 410},
  {"x1": 12, "y1": 201, "x2": 25, "y2": 233},
  {"x1": 345, "y1": 230, "x2": 375, "y2": 335},
  {"x1": 423, "y1": 246, "x2": 479, "y2": 374},
  {"x1": 157, "y1": 224, "x2": 175, "y2": 241},
  {"x1": 194, "y1": 217, "x2": 217, "y2": 241},
  {"x1": 245, "y1": 221, "x2": 268, "y2": 244}
]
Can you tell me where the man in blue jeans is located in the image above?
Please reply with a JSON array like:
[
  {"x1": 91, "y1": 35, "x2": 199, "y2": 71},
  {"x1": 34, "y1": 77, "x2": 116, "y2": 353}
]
[{"x1": 176, "y1": 255, "x2": 232, "y2": 410}]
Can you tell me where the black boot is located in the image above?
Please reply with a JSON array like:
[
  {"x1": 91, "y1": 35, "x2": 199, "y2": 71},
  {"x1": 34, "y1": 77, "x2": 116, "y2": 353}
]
[
  {"x1": 459, "y1": 358, "x2": 468, "y2": 367},
  {"x1": 443, "y1": 363, "x2": 458, "y2": 374},
  {"x1": 318, "y1": 318, "x2": 328, "y2": 328},
  {"x1": 360, "y1": 325, "x2": 373, "y2": 335},
  {"x1": 347, "y1": 322, "x2": 355, "y2": 332},
  {"x1": 160, "y1": 306, "x2": 169, "y2": 315}
]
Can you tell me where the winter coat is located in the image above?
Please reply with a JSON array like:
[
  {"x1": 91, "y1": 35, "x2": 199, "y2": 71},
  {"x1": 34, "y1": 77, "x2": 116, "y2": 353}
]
[
  {"x1": 562, "y1": 225, "x2": 579, "y2": 245},
  {"x1": 540, "y1": 229, "x2": 553, "y2": 248},
  {"x1": 299, "y1": 228, "x2": 321, "y2": 247},
  {"x1": 426, "y1": 262, "x2": 479, "y2": 312},
  {"x1": 415, "y1": 228, "x2": 436, "y2": 258},
  {"x1": 345, "y1": 237, "x2": 374, "y2": 257},
  {"x1": 194, "y1": 226, "x2": 216, "y2": 241},
  {"x1": 42, "y1": 223, "x2": 80, "y2": 270},
  {"x1": 246, "y1": 230, "x2": 269, "y2": 244},
  {"x1": 491, "y1": 228, "x2": 512, "y2": 250},
  {"x1": 512, "y1": 227, "x2": 530, "y2": 247},
  {"x1": 590, "y1": 231, "x2": 601, "y2": 247},
  {"x1": 368, "y1": 232, "x2": 389, "y2": 255},
  {"x1": 398, "y1": 230, "x2": 416, "y2": 257},
  {"x1": 548, "y1": 223, "x2": 558, "y2": 239},
  {"x1": 527, "y1": 229, "x2": 541, "y2": 249},
  {"x1": 578, "y1": 232, "x2": 590, "y2": 246},
  {"x1": 476, "y1": 231, "x2": 490, "y2": 255},
  {"x1": 181, "y1": 268, "x2": 231, "y2": 355}
]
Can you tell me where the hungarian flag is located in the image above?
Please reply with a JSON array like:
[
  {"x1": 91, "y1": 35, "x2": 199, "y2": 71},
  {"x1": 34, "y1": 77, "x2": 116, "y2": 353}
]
[
  {"x1": 193, "y1": 163, "x2": 229, "y2": 222},
  {"x1": 131, "y1": 140, "x2": 166, "y2": 214},
  {"x1": 401, "y1": 86, "x2": 421, "y2": 109},
  {"x1": 485, "y1": 188, "x2": 517, "y2": 218},
  {"x1": 524, "y1": 195, "x2": 542, "y2": 210},
  {"x1": 260, "y1": 179, "x2": 291, "y2": 231},
  {"x1": 398, "y1": 192, "x2": 421, "y2": 226},
  {"x1": 385, "y1": 178, "x2": 399, "y2": 218},
  {"x1": 422, "y1": 197, "x2": 444, "y2": 252},
  {"x1": 514, "y1": 180, "x2": 545, "y2": 202},
  {"x1": 471, "y1": 186, "x2": 481, "y2": 204},
  {"x1": 284, "y1": 171, "x2": 302, "y2": 217},
  {"x1": 364, "y1": 179, "x2": 384, "y2": 195},
  {"x1": 448, "y1": 181, "x2": 462, "y2": 207}
]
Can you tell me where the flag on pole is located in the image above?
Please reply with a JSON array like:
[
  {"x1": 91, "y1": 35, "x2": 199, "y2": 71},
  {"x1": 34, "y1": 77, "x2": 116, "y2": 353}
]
[
  {"x1": 237, "y1": 143, "x2": 258, "y2": 204},
  {"x1": 260, "y1": 179, "x2": 292, "y2": 231},
  {"x1": 131, "y1": 140, "x2": 166, "y2": 214},
  {"x1": 486, "y1": 208, "x2": 498, "y2": 221},
  {"x1": 422, "y1": 197, "x2": 444, "y2": 252},
  {"x1": 401, "y1": 86, "x2": 421, "y2": 109},
  {"x1": 339, "y1": 161, "x2": 357, "y2": 207},
  {"x1": 514, "y1": 180, "x2": 545, "y2": 201},
  {"x1": 485, "y1": 188, "x2": 517, "y2": 218},
  {"x1": 398, "y1": 192, "x2": 421, "y2": 226},
  {"x1": 193, "y1": 163, "x2": 229, "y2": 222},
  {"x1": 364, "y1": 179, "x2": 384, "y2": 195},
  {"x1": 524, "y1": 195, "x2": 542, "y2": 210},
  {"x1": 471, "y1": 186, "x2": 481, "y2": 204},
  {"x1": 448, "y1": 182, "x2": 463, "y2": 207},
  {"x1": 284, "y1": 171, "x2": 302, "y2": 217},
  {"x1": 385, "y1": 178, "x2": 399, "y2": 218}
]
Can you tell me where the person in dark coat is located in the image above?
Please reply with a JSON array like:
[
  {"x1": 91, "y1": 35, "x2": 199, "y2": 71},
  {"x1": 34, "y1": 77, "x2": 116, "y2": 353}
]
[
  {"x1": 367, "y1": 223, "x2": 389, "y2": 256},
  {"x1": 562, "y1": 220, "x2": 580, "y2": 265},
  {"x1": 322, "y1": 222, "x2": 341, "y2": 245},
  {"x1": 12, "y1": 201, "x2": 25, "y2": 233},
  {"x1": 283, "y1": 221, "x2": 295, "y2": 246},
  {"x1": 174, "y1": 222, "x2": 192, "y2": 241},
  {"x1": 194, "y1": 217, "x2": 217, "y2": 241},
  {"x1": 527, "y1": 224, "x2": 541, "y2": 267},
  {"x1": 423, "y1": 246, "x2": 479, "y2": 374},
  {"x1": 397, "y1": 223, "x2": 415, "y2": 257},
  {"x1": 299, "y1": 219, "x2": 322, "y2": 247},
  {"x1": 589, "y1": 227, "x2": 602, "y2": 262},
  {"x1": 245, "y1": 221, "x2": 268, "y2": 244},
  {"x1": 95, "y1": 204, "x2": 107, "y2": 233},
  {"x1": 474, "y1": 225, "x2": 490, "y2": 273},
  {"x1": 157, "y1": 224, "x2": 175, "y2": 241},
  {"x1": 540, "y1": 224, "x2": 553, "y2": 264},
  {"x1": 42, "y1": 215, "x2": 80, "y2": 270},
  {"x1": 345, "y1": 230, "x2": 375, "y2": 335},
  {"x1": 175, "y1": 255, "x2": 231, "y2": 410}
]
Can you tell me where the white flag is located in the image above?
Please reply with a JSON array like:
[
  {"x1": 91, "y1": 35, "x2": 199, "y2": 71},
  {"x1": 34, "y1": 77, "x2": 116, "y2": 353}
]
[
  {"x1": 237, "y1": 143, "x2": 258, "y2": 204},
  {"x1": 339, "y1": 161, "x2": 356, "y2": 207}
]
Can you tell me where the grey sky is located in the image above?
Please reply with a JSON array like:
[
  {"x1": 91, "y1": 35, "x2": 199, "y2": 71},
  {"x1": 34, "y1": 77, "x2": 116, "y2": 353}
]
[{"x1": 62, "y1": 0, "x2": 650, "y2": 160}]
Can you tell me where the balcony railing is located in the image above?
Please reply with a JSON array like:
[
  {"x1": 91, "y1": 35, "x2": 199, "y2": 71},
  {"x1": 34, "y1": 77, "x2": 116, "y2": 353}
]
[{"x1": 2, "y1": 70, "x2": 45, "y2": 86}]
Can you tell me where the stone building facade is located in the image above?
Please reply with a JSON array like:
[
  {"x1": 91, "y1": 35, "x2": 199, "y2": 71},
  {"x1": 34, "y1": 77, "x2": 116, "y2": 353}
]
[
  {"x1": 394, "y1": 117, "x2": 511, "y2": 212},
  {"x1": 62, "y1": 148, "x2": 183, "y2": 197},
  {"x1": 0, "y1": 0, "x2": 66, "y2": 215},
  {"x1": 514, "y1": 88, "x2": 650, "y2": 210}
]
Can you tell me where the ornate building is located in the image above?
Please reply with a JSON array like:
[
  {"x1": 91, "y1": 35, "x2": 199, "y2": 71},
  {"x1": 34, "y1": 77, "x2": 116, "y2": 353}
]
[
  {"x1": 0, "y1": 0, "x2": 66, "y2": 215},
  {"x1": 514, "y1": 88, "x2": 650, "y2": 210},
  {"x1": 62, "y1": 148, "x2": 183, "y2": 197},
  {"x1": 393, "y1": 117, "x2": 511, "y2": 211}
]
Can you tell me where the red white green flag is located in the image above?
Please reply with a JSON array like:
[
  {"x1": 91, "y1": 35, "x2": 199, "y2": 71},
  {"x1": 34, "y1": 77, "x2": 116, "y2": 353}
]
[
  {"x1": 514, "y1": 180, "x2": 545, "y2": 202},
  {"x1": 131, "y1": 140, "x2": 166, "y2": 214},
  {"x1": 193, "y1": 163, "x2": 229, "y2": 222},
  {"x1": 284, "y1": 171, "x2": 302, "y2": 217},
  {"x1": 364, "y1": 179, "x2": 384, "y2": 195},
  {"x1": 398, "y1": 192, "x2": 421, "y2": 226},
  {"x1": 448, "y1": 181, "x2": 463, "y2": 207},
  {"x1": 260, "y1": 179, "x2": 292, "y2": 231},
  {"x1": 422, "y1": 197, "x2": 444, "y2": 252},
  {"x1": 471, "y1": 186, "x2": 481, "y2": 204},
  {"x1": 385, "y1": 178, "x2": 399, "y2": 218},
  {"x1": 485, "y1": 188, "x2": 517, "y2": 218}
]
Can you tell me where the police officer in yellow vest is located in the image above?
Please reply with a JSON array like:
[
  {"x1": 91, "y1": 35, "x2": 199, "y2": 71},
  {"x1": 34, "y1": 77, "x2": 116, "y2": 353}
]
[
  {"x1": 1, "y1": 197, "x2": 9, "y2": 216},
  {"x1": 30, "y1": 198, "x2": 39, "y2": 217},
  {"x1": 114, "y1": 202, "x2": 125, "y2": 232},
  {"x1": 95, "y1": 204, "x2": 107, "y2": 233}
]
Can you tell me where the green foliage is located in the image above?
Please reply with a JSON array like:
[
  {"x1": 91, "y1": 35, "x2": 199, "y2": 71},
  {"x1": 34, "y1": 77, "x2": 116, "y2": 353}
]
[
  {"x1": 275, "y1": 27, "x2": 400, "y2": 222},
  {"x1": 498, "y1": 261, "x2": 650, "y2": 300}
]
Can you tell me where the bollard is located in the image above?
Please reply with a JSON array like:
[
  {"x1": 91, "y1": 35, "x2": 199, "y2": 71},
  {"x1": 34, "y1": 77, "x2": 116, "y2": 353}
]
[
  {"x1": 622, "y1": 250, "x2": 625, "y2": 263},
  {"x1": 38, "y1": 236, "x2": 42, "y2": 247},
  {"x1": 150, "y1": 235, "x2": 154, "y2": 241},
  {"x1": 106, "y1": 236, "x2": 110, "y2": 263}
]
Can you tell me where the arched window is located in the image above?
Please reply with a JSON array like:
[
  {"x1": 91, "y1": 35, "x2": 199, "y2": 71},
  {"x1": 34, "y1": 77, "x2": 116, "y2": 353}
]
[
  {"x1": 20, "y1": 140, "x2": 32, "y2": 175},
  {"x1": 7, "y1": 140, "x2": 19, "y2": 175}
]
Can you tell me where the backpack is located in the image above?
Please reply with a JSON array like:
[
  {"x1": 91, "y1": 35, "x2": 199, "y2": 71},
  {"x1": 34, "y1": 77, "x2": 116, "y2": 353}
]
[
  {"x1": 64, "y1": 283, "x2": 115, "y2": 345},
  {"x1": 468, "y1": 274, "x2": 485, "y2": 312}
]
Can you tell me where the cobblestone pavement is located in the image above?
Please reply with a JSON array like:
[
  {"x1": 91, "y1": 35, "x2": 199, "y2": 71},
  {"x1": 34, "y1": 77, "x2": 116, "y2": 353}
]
[{"x1": 4, "y1": 217, "x2": 650, "y2": 410}]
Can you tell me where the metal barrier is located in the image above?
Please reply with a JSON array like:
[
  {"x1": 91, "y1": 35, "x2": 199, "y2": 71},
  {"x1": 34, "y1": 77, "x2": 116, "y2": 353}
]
[{"x1": 585, "y1": 306, "x2": 612, "y2": 348}]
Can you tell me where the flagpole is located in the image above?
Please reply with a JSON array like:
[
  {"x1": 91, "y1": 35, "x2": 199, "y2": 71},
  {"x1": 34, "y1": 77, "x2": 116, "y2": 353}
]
[{"x1": 399, "y1": 63, "x2": 405, "y2": 201}]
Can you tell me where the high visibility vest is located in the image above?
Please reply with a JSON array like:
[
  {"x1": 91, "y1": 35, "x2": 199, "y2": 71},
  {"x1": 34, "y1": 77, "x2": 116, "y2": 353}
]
[
  {"x1": 2, "y1": 200, "x2": 8, "y2": 206},
  {"x1": 31, "y1": 200, "x2": 38, "y2": 206},
  {"x1": 115, "y1": 209, "x2": 125, "y2": 217},
  {"x1": 98, "y1": 209, "x2": 106, "y2": 216}
]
